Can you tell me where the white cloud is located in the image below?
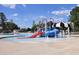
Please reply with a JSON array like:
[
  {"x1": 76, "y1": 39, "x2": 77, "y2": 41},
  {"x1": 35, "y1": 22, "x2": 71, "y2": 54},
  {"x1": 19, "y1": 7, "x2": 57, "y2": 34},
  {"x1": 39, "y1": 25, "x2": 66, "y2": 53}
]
[
  {"x1": 12, "y1": 13, "x2": 18, "y2": 17},
  {"x1": 52, "y1": 16, "x2": 64, "y2": 22},
  {"x1": 1, "y1": 4, "x2": 26, "y2": 9},
  {"x1": 51, "y1": 10, "x2": 71, "y2": 16},
  {"x1": 39, "y1": 16, "x2": 46, "y2": 18},
  {"x1": 1, "y1": 4, "x2": 16, "y2": 9}
]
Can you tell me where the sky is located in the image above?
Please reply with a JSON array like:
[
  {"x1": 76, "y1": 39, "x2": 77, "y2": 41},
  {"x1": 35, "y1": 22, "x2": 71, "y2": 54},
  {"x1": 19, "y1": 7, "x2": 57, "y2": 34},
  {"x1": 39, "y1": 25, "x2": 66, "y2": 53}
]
[{"x1": 0, "y1": 4, "x2": 77, "y2": 28}]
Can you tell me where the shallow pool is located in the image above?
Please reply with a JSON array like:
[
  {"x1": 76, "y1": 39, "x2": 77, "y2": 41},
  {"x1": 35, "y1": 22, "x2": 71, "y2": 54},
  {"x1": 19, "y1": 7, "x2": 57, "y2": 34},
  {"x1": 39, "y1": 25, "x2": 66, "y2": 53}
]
[
  {"x1": 0, "y1": 33, "x2": 46, "y2": 42},
  {"x1": 1, "y1": 33, "x2": 66, "y2": 42}
]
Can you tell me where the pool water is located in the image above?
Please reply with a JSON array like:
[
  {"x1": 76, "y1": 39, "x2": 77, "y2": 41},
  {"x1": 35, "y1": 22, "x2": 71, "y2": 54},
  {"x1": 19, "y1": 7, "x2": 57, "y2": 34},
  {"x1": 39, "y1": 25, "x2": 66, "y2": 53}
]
[
  {"x1": 1, "y1": 33, "x2": 47, "y2": 42},
  {"x1": 16, "y1": 33, "x2": 33, "y2": 37},
  {"x1": 1, "y1": 33, "x2": 66, "y2": 42}
]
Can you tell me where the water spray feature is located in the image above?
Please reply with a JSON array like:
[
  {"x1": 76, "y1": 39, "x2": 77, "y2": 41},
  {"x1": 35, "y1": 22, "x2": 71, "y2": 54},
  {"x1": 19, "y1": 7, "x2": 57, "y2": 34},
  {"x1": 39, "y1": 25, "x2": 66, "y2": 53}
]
[{"x1": 5, "y1": 18, "x2": 72, "y2": 42}]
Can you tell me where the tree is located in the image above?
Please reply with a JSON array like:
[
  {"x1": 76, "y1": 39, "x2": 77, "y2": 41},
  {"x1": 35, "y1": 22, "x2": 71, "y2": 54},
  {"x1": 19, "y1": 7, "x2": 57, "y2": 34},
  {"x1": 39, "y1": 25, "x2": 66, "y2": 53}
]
[
  {"x1": 19, "y1": 27, "x2": 31, "y2": 32},
  {"x1": 0, "y1": 12, "x2": 7, "y2": 31},
  {"x1": 69, "y1": 6, "x2": 79, "y2": 31},
  {"x1": 26, "y1": 28, "x2": 31, "y2": 31},
  {"x1": 5, "y1": 22, "x2": 19, "y2": 32},
  {"x1": 31, "y1": 20, "x2": 37, "y2": 32},
  {"x1": 31, "y1": 24, "x2": 37, "y2": 32}
]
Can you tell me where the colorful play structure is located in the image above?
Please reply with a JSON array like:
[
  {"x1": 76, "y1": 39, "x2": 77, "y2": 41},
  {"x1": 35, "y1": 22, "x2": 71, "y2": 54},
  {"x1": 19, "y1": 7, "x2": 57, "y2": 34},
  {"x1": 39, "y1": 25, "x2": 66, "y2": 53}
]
[
  {"x1": 24, "y1": 21, "x2": 72, "y2": 38},
  {"x1": 17, "y1": 28, "x2": 60, "y2": 39},
  {"x1": 26, "y1": 28, "x2": 60, "y2": 38},
  {"x1": 17, "y1": 18, "x2": 73, "y2": 39},
  {"x1": 18, "y1": 23, "x2": 71, "y2": 39}
]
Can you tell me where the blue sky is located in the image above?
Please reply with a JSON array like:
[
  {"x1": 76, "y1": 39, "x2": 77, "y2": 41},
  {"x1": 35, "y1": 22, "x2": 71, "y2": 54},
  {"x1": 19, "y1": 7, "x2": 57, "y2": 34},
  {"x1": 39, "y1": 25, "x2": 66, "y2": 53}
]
[{"x1": 0, "y1": 4, "x2": 77, "y2": 28}]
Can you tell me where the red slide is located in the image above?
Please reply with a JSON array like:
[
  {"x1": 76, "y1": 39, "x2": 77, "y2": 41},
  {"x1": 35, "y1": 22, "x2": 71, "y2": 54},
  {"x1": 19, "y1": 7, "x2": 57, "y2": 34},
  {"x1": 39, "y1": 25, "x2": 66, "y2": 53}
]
[
  {"x1": 27, "y1": 31, "x2": 44, "y2": 38},
  {"x1": 17, "y1": 31, "x2": 44, "y2": 39}
]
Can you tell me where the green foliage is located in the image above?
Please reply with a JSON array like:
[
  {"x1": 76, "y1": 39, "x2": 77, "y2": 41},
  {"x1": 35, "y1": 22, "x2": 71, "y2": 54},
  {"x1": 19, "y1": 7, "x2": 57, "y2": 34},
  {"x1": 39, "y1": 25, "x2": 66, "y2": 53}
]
[
  {"x1": 19, "y1": 28, "x2": 31, "y2": 32},
  {"x1": 69, "y1": 6, "x2": 79, "y2": 32},
  {"x1": 0, "y1": 12, "x2": 7, "y2": 30},
  {"x1": 31, "y1": 20, "x2": 38, "y2": 32},
  {"x1": 31, "y1": 24, "x2": 37, "y2": 32},
  {"x1": 26, "y1": 28, "x2": 31, "y2": 31},
  {"x1": 0, "y1": 12, "x2": 20, "y2": 33},
  {"x1": 5, "y1": 22, "x2": 19, "y2": 31}
]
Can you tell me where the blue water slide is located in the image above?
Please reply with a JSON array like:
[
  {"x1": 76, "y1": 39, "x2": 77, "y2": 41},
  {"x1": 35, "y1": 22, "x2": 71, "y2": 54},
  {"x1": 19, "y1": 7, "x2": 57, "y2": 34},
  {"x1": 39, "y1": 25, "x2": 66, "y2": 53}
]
[{"x1": 41, "y1": 29, "x2": 59, "y2": 37}]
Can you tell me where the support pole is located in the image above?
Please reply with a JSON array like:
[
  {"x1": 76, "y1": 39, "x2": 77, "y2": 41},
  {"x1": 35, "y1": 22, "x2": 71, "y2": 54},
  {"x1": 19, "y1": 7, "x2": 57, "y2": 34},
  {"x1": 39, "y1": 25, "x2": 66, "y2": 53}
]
[{"x1": 67, "y1": 27, "x2": 70, "y2": 39}]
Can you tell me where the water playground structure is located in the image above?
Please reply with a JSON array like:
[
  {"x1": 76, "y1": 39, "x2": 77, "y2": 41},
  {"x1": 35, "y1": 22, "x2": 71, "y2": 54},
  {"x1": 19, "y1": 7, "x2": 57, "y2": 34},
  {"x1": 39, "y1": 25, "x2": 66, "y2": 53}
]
[
  {"x1": 0, "y1": 14, "x2": 73, "y2": 40},
  {"x1": 30, "y1": 26, "x2": 69, "y2": 38},
  {"x1": 17, "y1": 20, "x2": 73, "y2": 39},
  {"x1": 0, "y1": 19, "x2": 74, "y2": 43},
  {"x1": 20, "y1": 28, "x2": 59, "y2": 38}
]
